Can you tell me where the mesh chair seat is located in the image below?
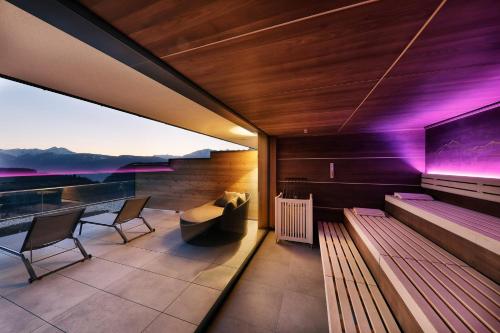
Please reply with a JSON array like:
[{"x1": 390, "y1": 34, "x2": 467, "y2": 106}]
[
  {"x1": 0, "y1": 208, "x2": 91, "y2": 283},
  {"x1": 79, "y1": 197, "x2": 154, "y2": 243}
]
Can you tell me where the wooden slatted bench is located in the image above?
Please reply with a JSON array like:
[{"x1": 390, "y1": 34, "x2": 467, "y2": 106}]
[
  {"x1": 385, "y1": 195, "x2": 500, "y2": 283},
  {"x1": 344, "y1": 209, "x2": 500, "y2": 333},
  {"x1": 318, "y1": 221, "x2": 400, "y2": 333}
]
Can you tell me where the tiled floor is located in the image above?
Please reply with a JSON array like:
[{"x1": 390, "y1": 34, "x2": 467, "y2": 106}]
[
  {"x1": 207, "y1": 232, "x2": 329, "y2": 333},
  {"x1": 0, "y1": 209, "x2": 264, "y2": 333}
]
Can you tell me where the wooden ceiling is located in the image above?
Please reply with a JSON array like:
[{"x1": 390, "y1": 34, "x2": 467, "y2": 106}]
[{"x1": 79, "y1": 0, "x2": 500, "y2": 137}]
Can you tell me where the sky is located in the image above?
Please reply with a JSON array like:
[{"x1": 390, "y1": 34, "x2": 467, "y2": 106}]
[{"x1": 0, "y1": 77, "x2": 247, "y2": 156}]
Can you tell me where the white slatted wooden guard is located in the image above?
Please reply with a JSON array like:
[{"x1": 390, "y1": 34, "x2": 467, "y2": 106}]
[
  {"x1": 275, "y1": 193, "x2": 313, "y2": 245},
  {"x1": 422, "y1": 174, "x2": 500, "y2": 203}
]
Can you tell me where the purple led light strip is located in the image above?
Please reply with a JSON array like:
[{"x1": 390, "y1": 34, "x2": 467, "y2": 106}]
[{"x1": 0, "y1": 167, "x2": 174, "y2": 178}]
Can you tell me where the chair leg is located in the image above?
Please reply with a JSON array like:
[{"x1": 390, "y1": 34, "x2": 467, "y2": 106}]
[
  {"x1": 141, "y1": 217, "x2": 155, "y2": 232},
  {"x1": 74, "y1": 238, "x2": 91, "y2": 259},
  {"x1": 79, "y1": 222, "x2": 84, "y2": 236},
  {"x1": 114, "y1": 225, "x2": 128, "y2": 244},
  {"x1": 20, "y1": 254, "x2": 38, "y2": 283}
]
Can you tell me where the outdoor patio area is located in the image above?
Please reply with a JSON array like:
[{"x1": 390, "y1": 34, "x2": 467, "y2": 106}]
[{"x1": 0, "y1": 209, "x2": 265, "y2": 333}]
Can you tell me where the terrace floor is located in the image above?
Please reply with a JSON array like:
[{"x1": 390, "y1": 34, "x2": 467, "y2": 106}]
[{"x1": 0, "y1": 209, "x2": 265, "y2": 333}]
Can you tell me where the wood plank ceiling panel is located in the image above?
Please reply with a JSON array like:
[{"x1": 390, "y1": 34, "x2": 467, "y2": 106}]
[
  {"x1": 79, "y1": 0, "x2": 444, "y2": 136},
  {"x1": 341, "y1": 0, "x2": 500, "y2": 133},
  {"x1": 164, "y1": 0, "x2": 440, "y2": 136},
  {"x1": 79, "y1": 0, "x2": 361, "y2": 58}
]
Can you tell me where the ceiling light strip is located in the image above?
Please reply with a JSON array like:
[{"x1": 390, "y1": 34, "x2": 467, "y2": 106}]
[
  {"x1": 337, "y1": 0, "x2": 448, "y2": 133},
  {"x1": 162, "y1": 0, "x2": 379, "y2": 58}
]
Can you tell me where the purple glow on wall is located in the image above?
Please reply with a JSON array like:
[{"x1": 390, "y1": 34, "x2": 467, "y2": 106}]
[
  {"x1": 0, "y1": 166, "x2": 174, "y2": 178},
  {"x1": 426, "y1": 106, "x2": 500, "y2": 179},
  {"x1": 385, "y1": 129, "x2": 425, "y2": 172}
]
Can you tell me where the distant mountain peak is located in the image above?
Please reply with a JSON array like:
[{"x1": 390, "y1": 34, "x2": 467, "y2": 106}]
[{"x1": 46, "y1": 147, "x2": 74, "y2": 154}]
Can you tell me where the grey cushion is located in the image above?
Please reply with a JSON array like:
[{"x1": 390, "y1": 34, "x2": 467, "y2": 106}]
[{"x1": 181, "y1": 203, "x2": 224, "y2": 223}]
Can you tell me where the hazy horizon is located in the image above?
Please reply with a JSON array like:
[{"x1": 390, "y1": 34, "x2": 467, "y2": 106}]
[
  {"x1": 0, "y1": 145, "x2": 226, "y2": 157},
  {"x1": 0, "y1": 77, "x2": 248, "y2": 156}
]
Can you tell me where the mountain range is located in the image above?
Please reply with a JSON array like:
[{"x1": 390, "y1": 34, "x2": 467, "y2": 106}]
[{"x1": 0, "y1": 147, "x2": 212, "y2": 174}]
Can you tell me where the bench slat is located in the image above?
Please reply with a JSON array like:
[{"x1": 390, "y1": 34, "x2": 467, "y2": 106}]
[
  {"x1": 324, "y1": 276, "x2": 343, "y2": 333},
  {"x1": 329, "y1": 223, "x2": 355, "y2": 281},
  {"x1": 319, "y1": 222, "x2": 333, "y2": 277},
  {"x1": 392, "y1": 257, "x2": 471, "y2": 332},
  {"x1": 319, "y1": 221, "x2": 400, "y2": 333},
  {"x1": 421, "y1": 261, "x2": 500, "y2": 332},
  {"x1": 324, "y1": 222, "x2": 344, "y2": 280},
  {"x1": 335, "y1": 277, "x2": 357, "y2": 333},
  {"x1": 412, "y1": 260, "x2": 489, "y2": 332}
]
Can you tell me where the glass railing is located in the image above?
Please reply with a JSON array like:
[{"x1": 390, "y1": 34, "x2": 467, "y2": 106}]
[{"x1": 0, "y1": 181, "x2": 135, "y2": 234}]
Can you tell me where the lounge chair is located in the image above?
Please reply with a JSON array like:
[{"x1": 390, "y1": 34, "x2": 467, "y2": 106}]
[
  {"x1": 180, "y1": 192, "x2": 250, "y2": 242},
  {"x1": 78, "y1": 196, "x2": 154, "y2": 243},
  {"x1": 0, "y1": 208, "x2": 91, "y2": 283}
]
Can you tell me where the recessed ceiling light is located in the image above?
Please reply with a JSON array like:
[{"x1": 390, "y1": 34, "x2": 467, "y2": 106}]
[{"x1": 230, "y1": 126, "x2": 257, "y2": 137}]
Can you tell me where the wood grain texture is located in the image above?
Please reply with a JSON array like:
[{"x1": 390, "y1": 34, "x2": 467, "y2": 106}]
[
  {"x1": 257, "y1": 133, "x2": 269, "y2": 228},
  {"x1": 343, "y1": 0, "x2": 500, "y2": 133},
  {"x1": 344, "y1": 209, "x2": 500, "y2": 333},
  {"x1": 277, "y1": 130, "x2": 424, "y2": 159},
  {"x1": 78, "y1": 0, "x2": 499, "y2": 137},
  {"x1": 135, "y1": 150, "x2": 258, "y2": 219},
  {"x1": 163, "y1": 0, "x2": 439, "y2": 136},
  {"x1": 386, "y1": 201, "x2": 500, "y2": 283},
  {"x1": 79, "y1": 0, "x2": 441, "y2": 136},
  {"x1": 276, "y1": 131, "x2": 424, "y2": 223},
  {"x1": 79, "y1": 0, "x2": 360, "y2": 57}
]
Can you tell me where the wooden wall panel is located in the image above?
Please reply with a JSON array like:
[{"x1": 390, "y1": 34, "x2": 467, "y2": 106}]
[
  {"x1": 277, "y1": 131, "x2": 424, "y2": 222},
  {"x1": 136, "y1": 150, "x2": 258, "y2": 219},
  {"x1": 258, "y1": 133, "x2": 269, "y2": 228}
]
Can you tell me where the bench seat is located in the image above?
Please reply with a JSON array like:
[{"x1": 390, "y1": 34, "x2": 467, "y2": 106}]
[
  {"x1": 344, "y1": 209, "x2": 500, "y2": 333},
  {"x1": 318, "y1": 221, "x2": 400, "y2": 333},
  {"x1": 385, "y1": 195, "x2": 500, "y2": 282}
]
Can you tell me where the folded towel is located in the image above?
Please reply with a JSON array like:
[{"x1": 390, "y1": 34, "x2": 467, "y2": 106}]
[
  {"x1": 353, "y1": 207, "x2": 386, "y2": 217},
  {"x1": 394, "y1": 192, "x2": 433, "y2": 200}
]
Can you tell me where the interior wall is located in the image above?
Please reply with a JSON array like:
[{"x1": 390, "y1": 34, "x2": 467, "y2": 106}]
[
  {"x1": 426, "y1": 106, "x2": 500, "y2": 178},
  {"x1": 136, "y1": 150, "x2": 258, "y2": 219},
  {"x1": 275, "y1": 130, "x2": 424, "y2": 223}
]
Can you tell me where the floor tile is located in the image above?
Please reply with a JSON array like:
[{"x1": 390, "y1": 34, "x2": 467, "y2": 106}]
[
  {"x1": 0, "y1": 297, "x2": 47, "y2": 333},
  {"x1": 193, "y1": 264, "x2": 237, "y2": 290},
  {"x1": 105, "y1": 269, "x2": 188, "y2": 311},
  {"x1": 207, "y1": 315, "x2": 273, "y2": 333},
  {"x1": 52, "y1": 291, "x2": 158, "y2": 333},
  {"x1": 170, "y1": 243, "x2": 226, "y2": 263},
  {"x1": 59, "y1": 257, "x2": 134, "y2": 289},
  {"x1": 0, "y1": 232, "x2": 26, "y2": 251},
  {"x1": 77, "y1": 237, "x2": 122, "y2": 257},
  {"x1": 241, "y1": 257, "x2": 289, "y2": 289},
  {"x1": 32, "y1": 323, "x2": 64, "y2": 333},
  {"x1": 5, "y1": 274, "x2": 97, "y2": 321},
  {"x1": 0, "y1": 253, "x2": 48, "y2": 296},
  {"x1": 32, "y1": 248, "x2": 89, "y2": 273},
  {"x1": 101, "y1": 244, "x2": 160, "y2": 268},
  {"x1": 285, "y1": 264, "x2": 325, "y2": 299},
  {"x1": 143, "y1": 313, "x2": 196, "y2": 333},
  {"x1": 129, "y1": 229, "x2": 182, "y2": 253},
  {"x1": 141, "y1": 253, "x2": 210, "y2": 282},
  {"x1": 218, "y1": 280, "x2": 283, "y2": 331},
  {"x1": 165, "y1": 284, "x2": 220, "y2": 325},
  {"x1": 276, "y1": 291, "x2": 328, "y2": 333}
]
